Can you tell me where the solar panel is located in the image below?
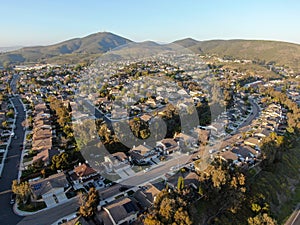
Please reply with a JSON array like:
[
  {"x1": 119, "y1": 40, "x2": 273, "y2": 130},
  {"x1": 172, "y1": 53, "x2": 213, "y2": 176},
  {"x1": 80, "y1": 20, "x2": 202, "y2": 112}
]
[
  {"x1": 33, "y1": 183, "x2": 42, "y2": 190},
  {"x1": 123, "y1": 202, "x2": 135, "y2": 213}
]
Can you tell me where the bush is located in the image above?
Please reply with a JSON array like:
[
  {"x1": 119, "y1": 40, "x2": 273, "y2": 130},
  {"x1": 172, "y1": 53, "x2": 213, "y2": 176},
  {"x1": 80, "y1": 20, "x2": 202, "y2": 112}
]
[{"x1": 18, "y1": 201, "x2": 46, "y2": 212}]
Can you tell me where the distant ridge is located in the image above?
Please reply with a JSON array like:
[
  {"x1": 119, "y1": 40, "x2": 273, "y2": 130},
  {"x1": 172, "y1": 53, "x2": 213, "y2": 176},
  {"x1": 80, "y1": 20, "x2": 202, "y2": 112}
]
[
  {"x1": 0, "y1": 46, "x2": 23, "y2": 53},
  {"x1": 172, "y1": 38, "x2": 200, "y2": 48},
  {"x1": 174, "y1": 38, "x2": 300, "y2": 72},
  {"x1": 0, "y1": 32, "x2": 132, "y2": 65},
  {"x1": 1, "y1": 32, "x2": 300, "y2": 72}
]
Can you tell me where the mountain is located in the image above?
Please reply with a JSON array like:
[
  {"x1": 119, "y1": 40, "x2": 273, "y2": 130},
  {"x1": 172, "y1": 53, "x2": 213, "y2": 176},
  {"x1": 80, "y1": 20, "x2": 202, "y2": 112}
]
[
  {"x1": 1, "y1": 32, "x2": 300, "y2": 73},
  {"x1": 0, "y1": 32, "x2": 132, "y2": 65},
  {"x1": 0, "y1": 46, "x2": 23, "y2": 53},
  {"x1": 98, "y1": 41, "x2": 174, "y2": 62},
  {"x1": 173, "y1": 38, "x2": 200, "y2": 48}
]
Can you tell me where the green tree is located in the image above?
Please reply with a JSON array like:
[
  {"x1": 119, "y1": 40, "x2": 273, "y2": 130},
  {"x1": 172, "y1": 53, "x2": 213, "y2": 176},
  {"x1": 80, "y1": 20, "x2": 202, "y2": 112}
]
[
  {"x1": 144, "y1": 213, "x2": 163, "y2": 225},
  {"x1": 51, "y1": 152, "x2": 69, "y2": 170},
  {"x1": 247, "y1": 213, "x2": 277, "y2": 225},
  {"x1": 197, "y1": 158, "x2": 247, "y2": 223},
  {"x1": 174, "y1": 207, "x2": 193, "y2": 225},
  {"x1": 177, "y1": 176, "x2": 185, "y2": 191},
  {"x1": 6, "y1": 109, "x2": 14, "y2": 118},
  {"x1": 11, "y1": 180, "x2": 32, "y2": 204},
  {"x1": 2, "y1": 120, "x2": 8, "y2": 129},
  {"x1": 78, "y1": 188, "x2": 100, "y2": 220},
  {"x1": 144, "y1": 188, "x2": 193, "y2": 225},
  {"x1": 41, "y1": 169, "x2": 46, "y2": 179}
]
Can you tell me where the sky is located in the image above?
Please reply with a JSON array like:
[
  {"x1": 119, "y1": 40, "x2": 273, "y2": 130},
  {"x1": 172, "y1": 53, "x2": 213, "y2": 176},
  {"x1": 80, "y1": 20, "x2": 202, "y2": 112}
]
[{"x1": 1, "y1": 0, "x2": 300, "y2": 47}]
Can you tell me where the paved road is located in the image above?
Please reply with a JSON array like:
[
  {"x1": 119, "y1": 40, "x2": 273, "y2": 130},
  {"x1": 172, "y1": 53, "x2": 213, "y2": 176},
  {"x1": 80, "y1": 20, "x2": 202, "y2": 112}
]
[
  {"x1": 221, "y1": 98, "x2": 260, "y2": 148},
  {"x1": 285, "y1": 204, "x2": 300, "y2": 225},
  {"x1": 120, "y1": 153, "x2": 192, "y2": 186},
  {"x1": 17, "y1": 198, "x2": 80, "y2": 225},
  {"x1": 239, "y1": 98, "x2": 260, "y2": 132},
  {"x1": 0, "y1": 97, "x2": 26, "y2": 225},
  {"x1": 10, "y1": 74, "x2": 19, "y2": 92}
]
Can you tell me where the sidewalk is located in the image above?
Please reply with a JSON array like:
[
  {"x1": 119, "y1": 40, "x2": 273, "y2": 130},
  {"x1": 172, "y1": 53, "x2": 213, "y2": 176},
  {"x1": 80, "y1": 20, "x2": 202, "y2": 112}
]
[
  {"x1": 13, "y1": 202, "x2": 44, "y2": 216},
  {"x1": 17, "y1": 130, "x2": 32, "y2": 181},
  {"x1": 284, "y1": 203, "x2": 300, "y2": 225},
  {"x1": 13, "y1": 196, "x2": 79, "y2": 216},
  {"x1": 0, "y1": 98, "x2": 17, "y2": 177},
  {"x1": 17, "y1": 97, "x2": 30, "y2": 181},
  {"x1": 50, "y1": 213, "x2": 77, "y2": 225}
]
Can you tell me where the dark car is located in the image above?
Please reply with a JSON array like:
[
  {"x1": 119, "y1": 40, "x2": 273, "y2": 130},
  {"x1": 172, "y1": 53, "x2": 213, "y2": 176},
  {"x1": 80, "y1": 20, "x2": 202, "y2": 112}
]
[
  {"x1": 10, "y1": 193, "x2": 16, "y2": 205},
  {"x1": 119, "y1": 186, "x2": 129, "y2": 192},
  {"x1": 88, "y1": 182, "x2": 95, "y2": 188}
]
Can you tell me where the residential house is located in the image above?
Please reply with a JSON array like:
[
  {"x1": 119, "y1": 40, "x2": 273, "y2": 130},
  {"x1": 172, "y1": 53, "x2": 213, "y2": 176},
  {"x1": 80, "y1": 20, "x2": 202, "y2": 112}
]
[
  {"x1": 31, "y1": 101, "x2": 57, "y2": 165},
  {"x1": 254, "y1": 128, "x2": 271, "y2": 138},
  {"x1": 207, "y1": 123, "x2": 226, "y2": 138},
  {"x1": 219, "y1": 151, "x2": 239, "y2": 163},
  {"x1": 132, "y1": 184, "x2": 161, "y2": 210},
  {"x1": 174, "y1": 132, "x2": 196, "y2": 148},
  {"x1": 105, "y1": 152, "x2": 128, "y2": 164},
  {"x1": 232, "y1": 145, "x2": 260, "y2": 159},
  {"x1": 166, "y1": 171, "x2": 199, "y2": 190},
  {"x1": 103, "y1": 197, "x2": 139, "y2": 225},
  {"x1": 146, "y1": 98, "x2": 157, "y2": 108},
  {"x1": 32, "y1": 148, "x2": 59, "y2": 166},
  {"x1": 156, "y1": 138, "x2": 179, "y2": 155},
  {"x1": 244, "y1": 137, "x2": 260, "y2": 148},
  {"x1": 69, "y1": 163, "x2": 100, "y2": 189},
  {"x1": 30, "y1": 172, "x2": 69, "y2": 208},
  {"x1": 97, "y1": 211, "x2": 114, "y2": 225},
  {"x1": 103, "y1": 152, "x2": 130, "y2": 172},
  {"x1": 191, "y1": 128, "x2": 210, "y2": 145},
  {"x1": 140, "y1": 114, "x2": 152, "y2": 123},
  {"x1": 128, "y1": 144, "x2": 157, "y2": 165},
  {"x1": 132, "y1": 190, "x2": 152, "y2": 210}
]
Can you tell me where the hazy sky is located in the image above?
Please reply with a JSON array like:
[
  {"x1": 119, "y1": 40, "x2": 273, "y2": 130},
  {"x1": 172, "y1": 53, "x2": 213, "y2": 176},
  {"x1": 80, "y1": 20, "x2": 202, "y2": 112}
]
[{"x1": 1, "y1": 0, "x2": 299, "y2": 46}]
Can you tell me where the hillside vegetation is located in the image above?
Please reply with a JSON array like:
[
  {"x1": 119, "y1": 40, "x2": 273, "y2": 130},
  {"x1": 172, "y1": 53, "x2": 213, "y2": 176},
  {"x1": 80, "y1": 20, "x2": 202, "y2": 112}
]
[
  {"x1": 1, "y1": 32, "x2": 300, "y2": 74},
  {"x1": 175, "y1": 39, "x2": 300, "y2": 72},
  {"x1": 251, "y1": 142, "x2": 300, "y2": 224},
  {"x1": 0, "y1": 32, "x2": 131, "y2": 65}
]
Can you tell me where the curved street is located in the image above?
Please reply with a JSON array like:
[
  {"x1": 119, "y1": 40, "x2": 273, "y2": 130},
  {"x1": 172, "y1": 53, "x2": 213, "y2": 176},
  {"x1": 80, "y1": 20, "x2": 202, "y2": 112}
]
[{"x1": 0, "y1": 96, "x2": 26, "y2": 225}]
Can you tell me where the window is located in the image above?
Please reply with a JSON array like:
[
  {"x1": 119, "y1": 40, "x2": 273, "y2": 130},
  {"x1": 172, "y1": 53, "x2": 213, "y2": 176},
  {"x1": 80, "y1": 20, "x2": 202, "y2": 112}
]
[{"x1": 53, "y1": 194, "x2": 59, "y2": 204}]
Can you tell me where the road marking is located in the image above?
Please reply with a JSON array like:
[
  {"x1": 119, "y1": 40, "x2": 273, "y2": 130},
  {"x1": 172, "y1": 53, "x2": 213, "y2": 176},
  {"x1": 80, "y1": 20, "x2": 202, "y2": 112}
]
[
  {"x1": 291, "y1": 208, "x2": 300, "y2": 225},
  {"x1": 0, "y1": 189, "x2": 12, "y2": 195}
]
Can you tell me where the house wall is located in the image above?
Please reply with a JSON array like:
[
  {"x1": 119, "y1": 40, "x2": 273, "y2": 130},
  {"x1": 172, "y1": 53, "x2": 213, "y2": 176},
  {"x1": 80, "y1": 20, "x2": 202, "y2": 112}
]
[
  {"x1": 116, "y1": 213, "x2": 137, "y2": 225},
  {"x1": 42, "y1": 188, "x2": 67, "y2": 207}
]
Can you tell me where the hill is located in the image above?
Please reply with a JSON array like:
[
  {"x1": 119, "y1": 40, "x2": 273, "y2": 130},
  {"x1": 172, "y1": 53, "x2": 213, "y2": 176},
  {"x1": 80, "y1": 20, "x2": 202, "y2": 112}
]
[
  {"x1": 175, "y1": 39, "x2": 300, "y2": 72},
  {"x1": 0, "y1": 46, "x2": 23, "y2": 53},
  {"x1": 1, "y1": 32, "x2": 300, "y2": 73},
  {"x1": 96, "y1": 41, "x2": 184, "y2": 63},
  {"x1": 0, "y1": 32, "x2": 132, "y2": 65}
]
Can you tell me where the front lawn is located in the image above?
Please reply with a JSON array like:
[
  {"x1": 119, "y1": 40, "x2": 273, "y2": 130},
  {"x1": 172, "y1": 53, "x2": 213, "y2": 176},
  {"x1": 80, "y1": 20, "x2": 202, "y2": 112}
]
[{"x1": 18, "y1": 201, "x2": 47, "y2": 212}]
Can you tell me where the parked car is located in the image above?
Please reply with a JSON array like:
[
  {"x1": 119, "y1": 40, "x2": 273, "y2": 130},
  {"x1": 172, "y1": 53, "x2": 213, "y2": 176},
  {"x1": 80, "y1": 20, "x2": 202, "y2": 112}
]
[
  {"x1": 119, "y1": 186, "x2": 129, "y2": 192},
  {"x1": 10, "y1": 193, "x2": 16, "y2": 205}
]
